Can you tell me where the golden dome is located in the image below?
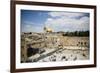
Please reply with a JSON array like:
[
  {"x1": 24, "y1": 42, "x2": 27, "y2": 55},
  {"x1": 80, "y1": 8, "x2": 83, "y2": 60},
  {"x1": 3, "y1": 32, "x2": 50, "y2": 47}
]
[
  {"x1": 46, "y1": 28, "x2": 52, "y2": 32},
  {"x1": 44, "y1": 27, "x2": 53, "y2": 33}
]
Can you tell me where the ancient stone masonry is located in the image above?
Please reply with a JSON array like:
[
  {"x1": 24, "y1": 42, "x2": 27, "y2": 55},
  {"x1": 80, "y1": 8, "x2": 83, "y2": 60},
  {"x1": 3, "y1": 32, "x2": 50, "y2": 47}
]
[{"x1": 21, "y1": 32, "x2": 89, "y2": 62}]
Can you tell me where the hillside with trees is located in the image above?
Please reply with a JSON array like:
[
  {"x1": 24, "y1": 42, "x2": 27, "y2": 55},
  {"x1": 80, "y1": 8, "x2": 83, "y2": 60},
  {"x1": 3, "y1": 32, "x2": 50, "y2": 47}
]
[{"x1": 63, "y1": 31, "x2": 89, "y2": 37}]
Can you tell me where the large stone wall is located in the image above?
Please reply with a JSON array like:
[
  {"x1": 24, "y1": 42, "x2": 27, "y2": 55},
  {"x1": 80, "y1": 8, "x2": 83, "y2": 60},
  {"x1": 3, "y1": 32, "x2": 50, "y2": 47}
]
[
  {"x1": 59, "y1": 36, "x2": 89, "y2": 47},
  {"x1": 21, "y1": 33, "x2": 89, "y2": 62}
]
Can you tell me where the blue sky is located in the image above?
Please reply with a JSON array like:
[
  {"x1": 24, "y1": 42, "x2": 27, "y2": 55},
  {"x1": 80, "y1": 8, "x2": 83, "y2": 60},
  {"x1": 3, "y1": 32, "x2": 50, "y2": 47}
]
[{"x1": 21, "y1": 10, "x2": 90, "y2": 32}]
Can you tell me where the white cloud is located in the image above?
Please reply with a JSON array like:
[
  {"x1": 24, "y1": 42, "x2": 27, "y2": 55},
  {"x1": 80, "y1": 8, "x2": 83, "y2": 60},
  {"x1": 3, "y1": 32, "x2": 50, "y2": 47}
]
[
  {"x1": 47, "y1": 18, "x2": 53, "y2": 21},
  {"x1": 21, "y1": 20, "x2": 44, "y2": 32},
  {"x1": 48, "y1": 12, "x2": 86, "y2": 18},
  {"x1": 45, "y1": 12, "x2": 89, "y2": 32},
  {"x1": 21, "y1": 24, "x2": 43, "y2": 32}
]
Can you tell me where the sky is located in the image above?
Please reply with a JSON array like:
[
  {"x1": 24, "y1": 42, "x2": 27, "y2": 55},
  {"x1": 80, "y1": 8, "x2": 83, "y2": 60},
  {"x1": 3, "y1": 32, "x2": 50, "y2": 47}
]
[{"x1": 21, "y1": 10, "x2": 90, "y2": 32}]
